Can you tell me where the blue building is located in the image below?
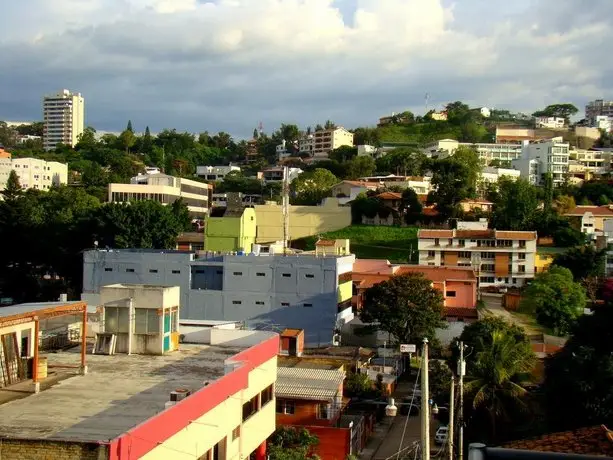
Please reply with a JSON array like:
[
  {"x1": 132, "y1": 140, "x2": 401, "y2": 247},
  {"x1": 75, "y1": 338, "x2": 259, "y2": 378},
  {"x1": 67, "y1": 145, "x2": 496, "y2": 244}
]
[{"x1": 82, "y1": 250, "x2": 355, "y2": 346}]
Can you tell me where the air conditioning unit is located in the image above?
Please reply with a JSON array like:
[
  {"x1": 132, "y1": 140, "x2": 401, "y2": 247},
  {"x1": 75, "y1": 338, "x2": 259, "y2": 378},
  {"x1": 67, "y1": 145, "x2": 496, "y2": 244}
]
[{"x1": 170, "y1": 389, "x2": 191, "y2": 402}]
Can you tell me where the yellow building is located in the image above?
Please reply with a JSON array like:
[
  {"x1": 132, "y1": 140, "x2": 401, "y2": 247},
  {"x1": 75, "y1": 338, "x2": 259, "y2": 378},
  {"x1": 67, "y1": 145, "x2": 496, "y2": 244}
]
[
  {"x1": 205, "y1": 207, "x2": 257, "y2": 253},
  {"x1": 254, "y1": 198, "x2": 351, "y2": 243},
  {"x1": 535, "y1": 252, "x2": 556, "y2": 274}
]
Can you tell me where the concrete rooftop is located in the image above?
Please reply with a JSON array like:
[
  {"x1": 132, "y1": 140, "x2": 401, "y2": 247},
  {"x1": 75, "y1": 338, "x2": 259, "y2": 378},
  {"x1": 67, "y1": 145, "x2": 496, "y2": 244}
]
[{"x1": 0, "y1": 344, "x2": 243, "y2": 442}]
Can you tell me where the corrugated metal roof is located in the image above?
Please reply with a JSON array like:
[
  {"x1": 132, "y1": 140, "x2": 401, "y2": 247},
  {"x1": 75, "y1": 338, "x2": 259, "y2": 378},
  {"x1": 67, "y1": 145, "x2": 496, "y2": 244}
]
[{"x1": 276, "y1": 367, "x2": 345, "y2": 400}]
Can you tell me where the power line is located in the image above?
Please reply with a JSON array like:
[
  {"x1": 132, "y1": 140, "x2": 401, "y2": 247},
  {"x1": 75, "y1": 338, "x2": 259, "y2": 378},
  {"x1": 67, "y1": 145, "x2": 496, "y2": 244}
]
[{"x1": 396, "y1": 361, "x2": 422, "y2": 460}]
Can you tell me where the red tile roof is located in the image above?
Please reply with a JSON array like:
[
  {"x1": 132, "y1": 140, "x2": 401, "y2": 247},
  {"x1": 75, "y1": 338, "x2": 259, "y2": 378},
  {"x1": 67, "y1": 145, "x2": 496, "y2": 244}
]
[
  {"x1": 417, "y1": 229, "x2": 537, "y2": 241},
  {"x1": 353, "y1": 259, "x2": 392, "y2": 274},
  {"x1": 495, "y1": 230, "x2": 538, "y2": 240},
  {"x1": 418, "y1": 229, "x2": 454, "y2": 238},
  {"x1": 455, "y1": 230, "x2": 494, "y2": 239},
  {"x1": 353, "y1": 265, "x2": 476, "y2": 288},
  {"x1": 502, "y1": 425, "x2": 613, "y2": 456},
  {"x1": 565, "y1": 205, "x2": 613, "y2": 217},
  {"x1": 337, "y1": 180, "x2": 378, "y2": 188},
  {"x1": 377, "y1": 192, "x2": 402, "y2": 200},
  {"x1": 316, "y1": 239, "x2": 337, "y2": 247}
]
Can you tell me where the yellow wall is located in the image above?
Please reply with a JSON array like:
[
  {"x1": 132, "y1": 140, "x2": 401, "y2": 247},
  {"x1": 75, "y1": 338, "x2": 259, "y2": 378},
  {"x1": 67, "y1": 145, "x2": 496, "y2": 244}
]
[
  {"x1": 141, "y1": 356, "x2": 277, "y2": 460},
  {"x1": 338, "y1": 281, "x2": 353, "y2": 303},
  {"x1": 254, "y1": 198, "x2": 351, "y2": 243},
  {"x1": 535, "y1": 253, "x2": 555, "y2": 273}
]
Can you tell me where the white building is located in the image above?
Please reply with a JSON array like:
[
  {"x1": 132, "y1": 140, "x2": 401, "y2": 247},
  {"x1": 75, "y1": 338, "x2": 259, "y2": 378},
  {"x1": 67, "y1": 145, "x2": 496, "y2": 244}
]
[
  {"x1": 299, "y1": 127, "x2": 353, "y2": 158},
  {"x1": 356, "y1": 145, "x2": 378, "y2": 157},
  {"x1": 422, "y1": 139, "x2": 523, "y2": 163},
  {"x1": 595, "y1": 115, "x2": 613, "y2": 133},
  {"x1": 568, "y1": 149, "x2": 610, "y2": 178},
  {"x1": 43, "y1": 89, "x2": 84, "y2": 150},
  {"x1": 196, "y1": 165, "x2": 241, "y2": 181},
  {"x1": 511, "y1": 137, "x2": 570, "y2": 186},
  {"x1": 480, "y1": 167, "x2": 521, "y2": 184},
  {"x1": 259, "y1": 167, "x2": 303, "y2": 183},
  {"x1": 1, "y1": 157, "x2": 68, "y2": 191},
  {"x1": 109, "y1": 173, "x2": 212, "y2": 217},
  {"x1": 417, "y1": 228, "x2": 537, "y2": 287},
  {"x1": 535, "y1": 117, "x2": 565, "y2": 129},
  {"x1": 586, "y1": 99, "x2": 613, "y2": 125},
  {"x1": 357, "y1": 174, "x2": 432, "y2": 194}
]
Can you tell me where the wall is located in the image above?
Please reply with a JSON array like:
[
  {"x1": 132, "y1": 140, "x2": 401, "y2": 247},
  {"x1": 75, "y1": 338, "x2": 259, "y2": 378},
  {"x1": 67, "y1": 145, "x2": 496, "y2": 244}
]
[
  {"x1": 0, "y1": 321, "x2": 35, "y2": 357},
  {"x1": 535, "y1": 253, "x2": 554, "y2": 273},
  {"x1": 0, "y1": 439, "x2": 107, "y2": 460},
  {"x1": 444, "y1": 280, "x2": 477, "y2": 308},
  {"x1": 254, "y1": 199, "x2": 351, "y2": 243},
  {"x1": 112, "y1": 334, "x2": 278, "y2": 460},
  {"x1": 337, "y1": 281, "x2": 353, "y2": 303}
]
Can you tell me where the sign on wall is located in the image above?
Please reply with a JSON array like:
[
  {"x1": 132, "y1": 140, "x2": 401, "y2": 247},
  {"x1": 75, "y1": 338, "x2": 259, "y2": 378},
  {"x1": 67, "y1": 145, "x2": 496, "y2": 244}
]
[{"x1": 400, "y1": 344, "x2": 416, "y2": 353}]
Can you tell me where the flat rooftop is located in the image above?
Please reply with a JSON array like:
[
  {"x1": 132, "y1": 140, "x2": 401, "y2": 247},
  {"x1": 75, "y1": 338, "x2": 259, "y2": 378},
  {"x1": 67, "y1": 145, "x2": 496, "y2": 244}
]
[{"x1": 0, "y1": 344, "x2": 243, "y2": 442}]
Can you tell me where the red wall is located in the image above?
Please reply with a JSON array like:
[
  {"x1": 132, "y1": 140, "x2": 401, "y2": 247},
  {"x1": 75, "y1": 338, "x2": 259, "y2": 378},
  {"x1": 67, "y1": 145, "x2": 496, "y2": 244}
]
[
  {"x1": 107, "y1": 335, "x2": 279, "y2": 460},
  {"x1": 289, "y1": 425, "x2": 351, "y2": 460},
  {"x1": 276, "y1": 400, "x2": 335, "y2": 427}
]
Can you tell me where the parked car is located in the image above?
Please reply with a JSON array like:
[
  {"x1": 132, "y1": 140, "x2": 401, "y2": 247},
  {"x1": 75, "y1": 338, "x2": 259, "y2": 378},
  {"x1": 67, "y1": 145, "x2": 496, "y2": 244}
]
[
  {"x1": 435, "y1": 426, "x2": 449, "y2": 445},
  {"x1": 399, "y1": 398, "x2": 420, "y2": 416}
]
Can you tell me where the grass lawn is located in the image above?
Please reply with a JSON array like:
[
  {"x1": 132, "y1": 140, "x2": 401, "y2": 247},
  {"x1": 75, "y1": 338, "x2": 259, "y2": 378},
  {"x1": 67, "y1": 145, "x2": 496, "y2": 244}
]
[{"x1": 295, "y1": 225, "x2": 418, "y2": 263}]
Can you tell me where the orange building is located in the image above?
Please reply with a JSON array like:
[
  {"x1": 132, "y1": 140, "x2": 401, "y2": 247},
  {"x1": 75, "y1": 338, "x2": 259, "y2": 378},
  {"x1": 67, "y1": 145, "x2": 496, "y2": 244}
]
[{"x1": 351, "y1": 260, "x2": 478, "y2": 322}]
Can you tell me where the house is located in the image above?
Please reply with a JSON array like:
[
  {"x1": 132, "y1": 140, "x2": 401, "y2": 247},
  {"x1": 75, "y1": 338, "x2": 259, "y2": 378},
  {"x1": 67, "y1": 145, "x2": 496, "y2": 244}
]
[
  {"x1": 535, "y1": 116, "x2": 566, "y2": 129},
  {"x1": 460, "y1": 199, "x2": 493, "y2": 213},
  {"x1": 330, "y1": 180, "x2": 378, "y2": 205},
  {"x1": 417, "y1": 228, "x2": 538, "y2": 287},
  {"x1": 564, "y1": 205, "x2": 613, "y2": 235},
  {"x1": 205, "y1": 194, "x2": 257, "y2": 253},
  {"x1": 422, "y1": 139, "x2": 523, "y2": 164},
  {"x1": 0, "y1": 299, "x2": 279, "y2": 460},
  {"x1": 315, "y1": 239, "x2": 351, "y2": 257},
  {"x1": 259, "y1": 166, "x2": 303, "y2": 183},
  {"x1": 357, "y1": 175, "x2": 431, "y2": 195},
  {"x1": 195, "y1": 165, "x2": 241, "y2": 181},
  {"x1": 431, "y1": 111, "x2": 448, "y2": 121}
]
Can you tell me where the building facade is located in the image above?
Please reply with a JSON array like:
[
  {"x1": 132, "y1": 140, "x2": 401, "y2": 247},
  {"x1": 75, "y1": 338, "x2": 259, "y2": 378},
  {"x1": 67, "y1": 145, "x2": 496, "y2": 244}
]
[
  {"x1": 512, "y1": 137, "x2": 570, "y2": 186},
  {"x1": 109, "y1": 173, "x2": 212, "y2": 217},
  {"x1": 299, "y1": 127, "x2": 354, "y2": 158},
  {"x1": 422, "y1": 139, "x2": 523, "y2": 163},
  {"x1": 417, "y1": 228, "x2": 537, "y2": 287},
  {"x1": 196, "y1": 165, "x2": 241, "y2": 181},
  {"x1": 535, "y1": 117, "x2": 565, "y2": 129},
  {"x1": 205, "y1": 207, "x2": 257, "y2": 253},
  {"x1": 43, "y1": 89, "x2": 84, "y2": 150},
  {"x1": 8, "y1": 157, "x2": 68, "y2": 191},
  {"x1": 586, "y1": 99, "x2": 613, "y2": 125},
  {"x1": 82, "y1": 250, "x2": 355, "y2": 346},
  {"x1": 259, "y1": 167, "x2": 303, "y2": 183}
]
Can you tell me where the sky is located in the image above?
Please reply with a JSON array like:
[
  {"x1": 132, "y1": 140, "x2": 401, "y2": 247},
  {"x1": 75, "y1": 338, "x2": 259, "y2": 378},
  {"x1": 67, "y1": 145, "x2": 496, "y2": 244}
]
[{"x1": 1, "y1": 0, "x2": 612, "y2": 139}]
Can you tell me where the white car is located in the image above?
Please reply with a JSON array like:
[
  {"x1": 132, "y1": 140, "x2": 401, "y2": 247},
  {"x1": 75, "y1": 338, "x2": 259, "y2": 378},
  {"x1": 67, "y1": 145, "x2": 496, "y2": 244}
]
[{"x1": 435, "y1": 426, "x2": 449, "y2": 445}]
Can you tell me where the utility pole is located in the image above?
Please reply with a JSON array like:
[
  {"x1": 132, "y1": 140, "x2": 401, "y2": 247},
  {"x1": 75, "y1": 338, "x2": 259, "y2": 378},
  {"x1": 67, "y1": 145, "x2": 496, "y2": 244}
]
[
  {"x1": 421, "y1": 338, "x2": 430, "y2": 460},
  {"x1": 448, "y1": 374, "x2": 455, "y2": 460},
  {"x1": 458, "y1": 342, "x2": 466, "y2": 460}
]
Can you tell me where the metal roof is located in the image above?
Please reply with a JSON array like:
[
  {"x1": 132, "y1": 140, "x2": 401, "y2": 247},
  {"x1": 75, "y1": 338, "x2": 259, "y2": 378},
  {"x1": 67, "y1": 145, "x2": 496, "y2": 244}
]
[
  {"x1": 0, "y1": 301, "x2": 85, "y2": 319},
  {"x1": 276, "y1": 367, "x2": 345, "y2": 401}
]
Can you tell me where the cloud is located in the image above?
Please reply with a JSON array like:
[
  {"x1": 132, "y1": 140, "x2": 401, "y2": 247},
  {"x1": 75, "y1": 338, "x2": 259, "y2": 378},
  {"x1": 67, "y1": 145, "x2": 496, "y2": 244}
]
[{"x1": 0, "y1": 0, "x2": 611, "y2": 137}]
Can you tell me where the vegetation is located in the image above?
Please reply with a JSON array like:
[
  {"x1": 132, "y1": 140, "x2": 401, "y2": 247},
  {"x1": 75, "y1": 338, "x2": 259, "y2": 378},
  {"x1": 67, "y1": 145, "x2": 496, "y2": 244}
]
[
  {"x1": 268, "y1": 427, "x2": 320, "y2": 460},
  {"x1": 360, "y1": 273, "x2": 446, "y2": 345},
  {"x1": 520, "y1": 266, "x2": 587, "y2": 336},
  {"x1": 553, "y1": 245, "x2": 606, "y2": 281}
]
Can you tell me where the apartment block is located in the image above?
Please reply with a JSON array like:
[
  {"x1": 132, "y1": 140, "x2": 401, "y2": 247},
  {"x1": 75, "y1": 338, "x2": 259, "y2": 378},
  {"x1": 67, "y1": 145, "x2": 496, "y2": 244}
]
[
  {"x1": 480, "y1": 167, "x2": 521, "y2": 184},
  {"x1": 417, "y1": 228, "x2": 537, "y2": 287},
  {"x1": 43, "y1": 89, "x2": 84, "y2": 150},
  {"x1": 422, "y1": 139, "x2": 523, "y2": 163},
  {"x1": 595, "y1": 115, "x2": 613, "y2": 133},
  {"x1": 512, "y1": 137, "x2": 570, "y2": 186},
  {"x1": 82, "y1": 250, "x2": 356, "y2": 346},
  {"x1": 299, "y1": 127, "x2": 354, "y2": 158},
  {"x1": 568, "y1": 149, "x2": 611, "y2": 180},
  {"x1": 109, "y1": 173, "x2": 212, "y2": 217},
  {"x1": 0, "y1": 297, "x2": 278, "y2": 460},
  {"x1": 0, "y1": 155, "x2": 68, "y2": 191},
  {"x1": 586, "y1": 99, "x2": 613, "y2": 125},
  {"x1": 196, "y1": 165, "x2": 241, "y2": 181}
]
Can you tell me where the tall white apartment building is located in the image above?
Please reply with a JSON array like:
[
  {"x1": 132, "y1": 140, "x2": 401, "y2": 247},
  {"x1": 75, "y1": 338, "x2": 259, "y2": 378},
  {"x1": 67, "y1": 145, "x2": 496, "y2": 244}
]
[
  {"x1": 422, "y1": 139, "x2": 523, "y2": 163},
  {"x1": 586, "y1": 99, "x2": 613, "y2": 125},
  {"x1": 43, "y1": 89, "x2": 85, "y2": 150},
  {"x1": 417, "y1": 227, "x2": 537, "y2": 287},
  {"x1": 511, "y1": 137, "x2": 570, "y2": 186},
  {"x1": 299, "y1": 127, "x2": 354, "y2": 158},
  {"x1": 0, "y1": 157, "x2": 68, "y2": 191}
]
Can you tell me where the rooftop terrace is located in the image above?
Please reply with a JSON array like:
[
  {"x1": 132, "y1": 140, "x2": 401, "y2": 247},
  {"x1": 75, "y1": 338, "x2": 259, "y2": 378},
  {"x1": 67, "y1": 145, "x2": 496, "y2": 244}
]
[{"x1": 0, "y1": 344, "x2": 242, "y2": 442}]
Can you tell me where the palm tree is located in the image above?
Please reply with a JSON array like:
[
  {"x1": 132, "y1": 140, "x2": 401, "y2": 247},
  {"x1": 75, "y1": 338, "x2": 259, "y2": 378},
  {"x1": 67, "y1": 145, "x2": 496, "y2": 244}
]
[{"x1": 464, "y1": 330, "x2": 536, "y2": 442}]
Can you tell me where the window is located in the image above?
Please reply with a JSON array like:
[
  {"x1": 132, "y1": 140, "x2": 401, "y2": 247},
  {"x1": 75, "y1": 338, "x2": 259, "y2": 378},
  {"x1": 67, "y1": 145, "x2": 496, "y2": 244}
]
[
  {"x1": 317, "y1": 403, "x2": 330, "y2": 419},
  {"x1": 232, "y1": 300, "x2": 242, "y2": 305},
  {"x1": 447, "y1": 291, "x2": 456, "y2": 297},
  {"x1": 303, "y1": 303, "x2": 313, "y2": 308},
  {"x1": 427, "y1": 250, "x2": 436, "y2": 258},
  {"x1": 232, "y1": 426, "x2": 241, "y2": 441},
  {"x1": 149, "y1": 269, "x2": 158, "y2": 273},
  {"x1": 276, "y1": 399, "x2": 295, "y2": 415},
  {"x1": 135, "y1": 308, "x2": 160, "y2": 334},
  {"x1": 282, "y1": 273, "x2": 292, "y2": 278},
  {"x1": 104, "y1": 268, "x2": 113, "y2": 272},
  {"x1": 458, "y1": 239, "x2": 466, "y2": 247},
  {"x1": 172, "y1": 270, "x2": 181, "y2": 274},
  {"x1": 216, "y1": 270, "x2": 223, "y2": 275},
  {"x1": 126, "y1": 268, "x2": 135, "y2": 273},
  {"x1": 256, "y1": 301, "x2": 265, "y2": 306},
  {"x1": 256, "y1": 272, "x2": 266, "y2": 277},
  {"x1": 459, "y1": 251, "x2": 471, "y2": 258},
  {"x1": 448, "y1": 238, "x2": 453, "y2": 245},
  {"x1": 104, "y1": 306, "x2": 130, "y2": 333},
  {"x1": 242, "y1": 394, "x2": 260, "y2": 421},
  {"x1": 305, "y1": 274, "x2": 315, "y2": 279},
  {"x1": 195, "y1": 269, "x2": 205, "y2": 274},
  {"x1": 434, "y1": 238, "x2": 440, "y2": 246},
  {"x1": 519, "y1": 266, "x2": 526, "y2": 273},
  {"x1": 233, "y1": 271, "x2": 243, "y2": 276},
  {"x1": 480, "y1": 276, "x2": 495, "y2": 283},
  {"x1": 261, "y1": 384, "x2": 274, "y2": 406},
  {"x1": 281, "y1": 302, "x2": 290, "y2": 307},
  {"x1": 481, "y1": 264, "x2": 495, "y2": 272},
  {"x1": 518, "y1": 253, "x2": 526, "y2": 261}
]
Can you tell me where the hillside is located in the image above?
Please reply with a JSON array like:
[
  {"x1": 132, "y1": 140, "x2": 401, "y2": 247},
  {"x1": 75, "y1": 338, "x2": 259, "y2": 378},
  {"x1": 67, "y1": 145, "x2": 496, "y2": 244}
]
[{"x1": 294, "y1": 225, "x2": 418, "y2": 263}]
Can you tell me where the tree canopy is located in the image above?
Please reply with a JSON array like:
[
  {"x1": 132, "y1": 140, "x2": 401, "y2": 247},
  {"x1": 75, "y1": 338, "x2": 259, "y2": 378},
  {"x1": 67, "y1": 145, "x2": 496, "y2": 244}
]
[
  {"x1": 290, "y1": 168, "x2": 338, "y2": 205},
  {"x1": 490, "y1": 177, "x2": 538, "y2": 230},
  {"x1": 268, "y1": 427, "x2": 320, "y2": 460},
  {"x1": 532, "y1": 103, "x2": 579, "y2": 123},
  {"x1": 553, "y1": 245, "x2": 606, "y2": 281},
  {"x1": 360, "y1": 273, "x2": 446, "y2": 345}
]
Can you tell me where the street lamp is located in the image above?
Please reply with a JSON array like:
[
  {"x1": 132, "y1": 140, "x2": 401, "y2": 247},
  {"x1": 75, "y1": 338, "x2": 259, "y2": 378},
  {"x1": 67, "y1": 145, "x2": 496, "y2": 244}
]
[{"x1": 385, "y1": 397, "x2": 398, "y2": 417}]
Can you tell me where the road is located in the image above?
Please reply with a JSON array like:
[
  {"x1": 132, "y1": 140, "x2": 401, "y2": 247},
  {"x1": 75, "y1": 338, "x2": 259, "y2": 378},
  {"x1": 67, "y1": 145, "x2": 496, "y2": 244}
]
[{"x1": 480, "y1": 293, "x2": 540, "y2": 335}]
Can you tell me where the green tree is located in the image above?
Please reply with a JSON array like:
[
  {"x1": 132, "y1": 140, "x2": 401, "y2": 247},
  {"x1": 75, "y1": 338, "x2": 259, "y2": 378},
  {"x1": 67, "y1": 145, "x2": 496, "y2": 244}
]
[
  {"x1": 553, "y1": 245, "x2": 606, "y2": 281},
  {"x1": 520, "y1": 266, "x2": 587, "y2": 336},
  {"x1": 352, "y1": 127, "x2": 380, "y2": 146},
  {"x1": 324, "y1": 120, "x2": 336, "y2": 130},
  {"x1": 360, "y1": 273, "x2": 446, "y2": 345},
  {"x1": 142, "y1": 126, "x2": 153, "y2": 154},
  {"x1": 118, "y1": 128, "x2": 136, "y2": 154},
  {"x1": 429, "y1": 360, "x2": 452, "y2": 401},
  {"x1": 329, "y1": 145, "x2": 358, "y2": 163},
  {"x1": 544, "y1": 305, "x2": 613, "y2": 430},
  {"x1": 2, "y1": 170, "x2": 22, "y2": 201},
  {"x1": 126, "y1": 120, "x2": 134, "y2": 132},
  {"x1": 344, "y1": 372, "x2": 376, "y2": 398},
  {"x1": 491, "y1": 178, "x2": 538, "y2": 230},
  {"x1": 290, "y1": 168, "x2": 338, "y2": 205},
  {"x1": 532, "y1": 103, "x2": 578, "y2": 123},
  {"x1": 345, "y1": 156, "x2": 375, "y2": 179},
  {"x1": 400, "y1": 188, "x2": 423, "y2": 224},
  {"x1": 377, "y1": 147, "x2": 428, "y2": 176},
  {"x1": 464, "y1": 330, "x2": 536, "y2": 443},
  {"x1": 268, "y1": 427, "x2": 319, "y2": 460}
]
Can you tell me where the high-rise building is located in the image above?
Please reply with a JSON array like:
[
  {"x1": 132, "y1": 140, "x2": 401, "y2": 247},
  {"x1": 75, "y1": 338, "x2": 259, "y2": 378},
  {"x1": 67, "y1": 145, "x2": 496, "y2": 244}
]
[
  {"x1": 43, "y1": 89, "x2": 85, "y2": 150},
  {"x1": 585, "y1": 99, "x2": 613, "y2": 125}
]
